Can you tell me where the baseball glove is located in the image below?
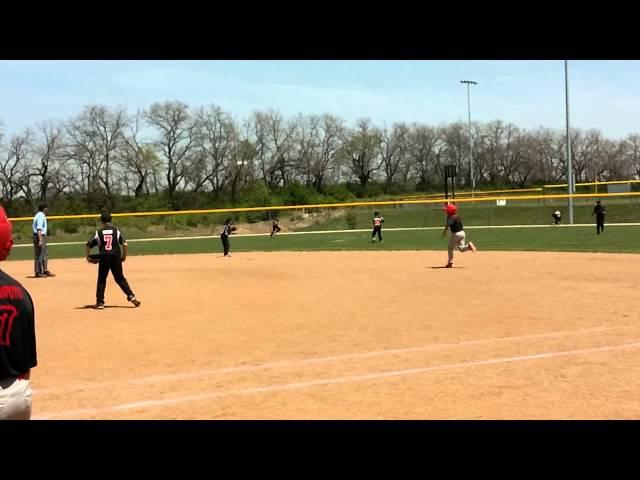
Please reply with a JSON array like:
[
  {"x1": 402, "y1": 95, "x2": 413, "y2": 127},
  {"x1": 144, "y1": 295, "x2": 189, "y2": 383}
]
[{"x1": 87, "y1": 254, "x2": 101, "y2": 264}]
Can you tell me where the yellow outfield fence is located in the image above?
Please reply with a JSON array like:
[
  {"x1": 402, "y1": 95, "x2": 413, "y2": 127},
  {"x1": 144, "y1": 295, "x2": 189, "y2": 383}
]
[
  {"x1": 544, "y1": 179, "x2": 640, "y2": 189},
  {"x1": 7, "y1": 190, "x2": 640, "y2": 223}
]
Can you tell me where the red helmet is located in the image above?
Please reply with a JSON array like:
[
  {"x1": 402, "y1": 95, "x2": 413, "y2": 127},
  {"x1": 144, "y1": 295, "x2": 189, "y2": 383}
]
[
  {"x1": 0, "y1": 206, "x2": 14, "y2": 261},
  {"x1": 443, "y1": 204, "x2": 458, "y2": 216}
]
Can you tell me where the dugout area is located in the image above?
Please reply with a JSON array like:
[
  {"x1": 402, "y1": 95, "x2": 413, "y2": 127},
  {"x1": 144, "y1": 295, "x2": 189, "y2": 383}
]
[{"x1": 6, "y1": 250, "x2": 640, "y2": 420}]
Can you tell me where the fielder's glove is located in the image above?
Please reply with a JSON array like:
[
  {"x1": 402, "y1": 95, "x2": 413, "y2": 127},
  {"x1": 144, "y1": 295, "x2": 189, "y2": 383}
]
[{"x1": 87, "y1": 254, "x2": 101, "y2": 264}]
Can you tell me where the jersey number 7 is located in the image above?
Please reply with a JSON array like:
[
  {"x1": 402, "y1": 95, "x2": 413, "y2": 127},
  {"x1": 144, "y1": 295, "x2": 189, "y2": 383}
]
[
  {"x1": 0, "y1": 305, "x2": 18, "y2": 346},
  {"x1": 104, "y1": 234, "x2": 113, "y2": 251}
]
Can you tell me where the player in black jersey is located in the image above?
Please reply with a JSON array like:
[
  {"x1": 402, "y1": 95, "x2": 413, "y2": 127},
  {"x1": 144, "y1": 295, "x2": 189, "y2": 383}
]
[
  {"x1": 0, "y1": 205, "x2": 37, "y2": 420},
  {"x1": 441, "y1": 204, "x2": 476, "y2": 268},
  {"x1": 270, "y1": 217, "x2": 281, "y2": 238},
  {"x1": 220, "y1": 218, "x2": 236, "y2": 257},
  {"x1": 85, "y1": 212, "x2": 141, "y2": 310},
  {"x1": 371, "y1": 211, "x2": 384, "y2": 243},
  {"x1": 592, "y1": 200, "x2": 606, "y2": 234}
]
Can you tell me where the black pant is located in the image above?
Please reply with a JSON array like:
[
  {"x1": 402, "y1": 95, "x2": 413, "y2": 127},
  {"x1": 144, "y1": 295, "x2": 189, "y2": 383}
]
[
  {"x1": 372, "y1": 226, "x2": 382, "y2": 241},
  {"x1": 96, "y1": 255, "x2": 134, "y2": 303},
  {"x1": 221, "y1": 234, "x2": 230, "y2": 255},
  {"x1": 596, "y1": 216, "x2": 605, "y2": 234},
  {"x1": 33, "y1": 235, "x2": 48, "y2": 274},
  {"x1": 270, "y1": 225, "x2": 281, "y2": 237}
]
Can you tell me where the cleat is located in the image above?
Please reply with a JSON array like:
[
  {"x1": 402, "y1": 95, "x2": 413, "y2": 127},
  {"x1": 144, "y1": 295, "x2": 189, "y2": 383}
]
[
  {"x1": 128, "y1": 296, "x2": 141, "y2": 307},
  {"x1": 445, "y1": 263, "x2": 454, "y2": 268},
  {"x1": 44, "y1": 271, "x2": 56, "y2": 277},
  {"x1": 95, "y1": 303, "x2": 105, "y2": 310}
]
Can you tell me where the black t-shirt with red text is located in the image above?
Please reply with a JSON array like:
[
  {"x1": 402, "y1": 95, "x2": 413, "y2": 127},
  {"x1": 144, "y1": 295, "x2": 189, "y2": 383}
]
[
  {"x1": 447, "y1": 215, "x2": 464, "y2": 233},
  {"x1": 0, "y1": 269, "x2": 37, "y2": 378},
  {"x1": 86, "y1": 224, "x2": 126, "y2": 257}
]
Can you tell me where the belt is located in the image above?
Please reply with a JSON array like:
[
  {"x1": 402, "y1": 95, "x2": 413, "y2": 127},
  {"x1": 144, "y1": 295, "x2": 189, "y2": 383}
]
[
  {"x1": 0, "y1": 373, "x2": 27, "y2": 382},
  {"x1": 0, "y1": 376, "x2": 26, "y2": 389}
]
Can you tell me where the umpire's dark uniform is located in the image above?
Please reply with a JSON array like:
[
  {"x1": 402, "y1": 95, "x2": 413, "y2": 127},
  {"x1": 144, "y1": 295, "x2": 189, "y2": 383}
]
[
  {"x1": 0, "y1": 204, "x2": 37, "y2": 420},
  {"x1": 86, "y1": 214, "x2": 140, "y2": 309}
]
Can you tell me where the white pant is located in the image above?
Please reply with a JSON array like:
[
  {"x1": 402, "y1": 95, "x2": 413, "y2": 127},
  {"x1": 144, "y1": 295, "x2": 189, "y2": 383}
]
[
  {"x1": 0, "y1": 378, "x2": 32, "y2": 420},
  {"x1": 448, "y1": 230, "x2": 470, "y2": 264}
]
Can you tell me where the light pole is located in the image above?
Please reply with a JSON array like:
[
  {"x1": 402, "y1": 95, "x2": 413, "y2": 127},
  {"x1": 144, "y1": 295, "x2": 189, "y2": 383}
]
[
  {"x1": 564, "y1": 61, "x2": 574, "y2": 224},
  {"x1": 460, "y1": 80, "x2": 477, "y2": 191}
]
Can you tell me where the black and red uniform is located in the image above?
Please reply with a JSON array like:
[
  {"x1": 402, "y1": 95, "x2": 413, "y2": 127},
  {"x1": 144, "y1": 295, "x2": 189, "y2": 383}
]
[
  {"x1": 220, "y1": 221, "x2": 234, "y2": 256},
  {"x1": 372, "y1": 215, "x2": 384, "y2": 242},
  {"x1": 86, "y1": 224, "x2": 136, "y2": 306},
  {"x1": 0, "y1": 204, "x2": 37, "y2": 420},
  {"x1": 0, "y1": 271, "x2": 37, "y2": 385},
  {"x1": 270, "y1": 218, "x2": 281, "y2": 237}
]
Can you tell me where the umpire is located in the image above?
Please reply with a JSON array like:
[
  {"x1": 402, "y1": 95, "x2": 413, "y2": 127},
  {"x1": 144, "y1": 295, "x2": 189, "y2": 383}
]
[
  {"x1": 0, "y1": 205, "x2": 37, "y2": 420},
  {"x1": 32, "y1": 204, "x2": 55, "y2": 278},
  {"x1": 592, "y1": 200, "x2": 606, "y2": 235},
  {"x1": 85, "y1": 212, "x2": 141, "y2": 309}
]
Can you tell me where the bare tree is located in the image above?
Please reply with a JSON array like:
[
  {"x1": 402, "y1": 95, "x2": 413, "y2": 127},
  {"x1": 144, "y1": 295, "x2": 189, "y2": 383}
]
[
  {"x1": 441, "y1": 123, "x2": 469, "y2": 186},
  {"x1": 309, "y1": 114, "x2": 345, "y2": 191},
  {"x1": 121, "y1": 110, "x2": 161, "y2": 197},
  {"x1": 0, "y1": 129, "x2": 33, "y2": 205},
  {"x1": 407, "y1": 124, "x2": 442, "y2": 189},
  {"x1": 65, "y1": 105, "x2": 126, "y2": 205},
  {"x1": 28, "y1": 122, "x2": 68, "y2": 204},
  {"x1": 249, "y1": 110, "x2": 297, "y2": 188},
  {"x1": 622, "y1": 134, "x2": 640, "y2": 179},
  {"x1": 343, "y1": 119, "x2": 383, "y2": 188},
  {"x1": 379, "y1": 123, "x2": 409, "y2": 192},
  {"x1": 190, "y1": 105, "x2": 238, "y2": 195},
  {"x1": 145, "y1": 101, "x2": 200, "y2": 206}
]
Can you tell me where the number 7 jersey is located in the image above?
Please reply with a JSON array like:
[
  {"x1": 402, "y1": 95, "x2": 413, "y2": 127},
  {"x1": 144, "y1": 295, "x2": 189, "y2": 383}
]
[{"x1": 86, "y1": 227, "x2": 126, "y2": 257}]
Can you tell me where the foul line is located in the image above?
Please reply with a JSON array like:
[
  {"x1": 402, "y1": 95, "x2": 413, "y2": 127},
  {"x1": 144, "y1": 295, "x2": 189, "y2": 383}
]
[
  {"x1": 32, "y1": 324, "x2": 640, "y2": 397},
  {"x1": 34, "y1": 340, "x2": 640, "y2": 419},
  {"x1": 12, "y1": 223, "x2": 640, "y2": 248}
]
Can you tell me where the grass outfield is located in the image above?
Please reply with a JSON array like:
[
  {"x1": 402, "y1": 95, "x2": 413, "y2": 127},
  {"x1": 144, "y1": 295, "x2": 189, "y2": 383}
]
[
  {"x1": 300, "y1": 199, "x2": 640, "y2": 231},
  {"x1": 7, "y1": 225, "x2": 639, "y2": 261}
]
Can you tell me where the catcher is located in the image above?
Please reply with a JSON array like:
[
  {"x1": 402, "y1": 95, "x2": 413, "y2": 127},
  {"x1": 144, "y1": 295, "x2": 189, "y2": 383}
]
[{"x1": 85, "y1": 212, "x2": 141, "y2": 309}]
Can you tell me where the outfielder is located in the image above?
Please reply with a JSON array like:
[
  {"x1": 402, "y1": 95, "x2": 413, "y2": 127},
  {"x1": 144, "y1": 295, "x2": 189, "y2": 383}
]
[
  {"x1": 0, "y1": 205, "x2": 37, "y2": 420},
  {"x1": 371, "y1": 211, "x2": 384, "y2": 243},
  {"x1": 592, "y1": 200, "x2": 606, "y2": 234},
  {"x1": 441, "y1": 204, "x2": 476, "y2": 268},
  {"x1": 270, "y1": 217, "x2": 281, "y2": 238},
  {"x1": 85, "y1": 212, "x2": 141, "y2": 310},
  {"x1": 220, "y1": 218, "x2": 236, "y2": 257}
]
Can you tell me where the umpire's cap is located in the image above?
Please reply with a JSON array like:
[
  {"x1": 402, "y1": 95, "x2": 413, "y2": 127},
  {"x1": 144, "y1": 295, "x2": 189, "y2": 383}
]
[{"x1": 100, "y1": 212, "x2": 112, "y2": 223}]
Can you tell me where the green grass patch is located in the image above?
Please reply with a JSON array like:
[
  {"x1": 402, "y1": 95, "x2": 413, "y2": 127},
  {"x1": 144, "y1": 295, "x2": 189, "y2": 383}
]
[{"x1": 6, "y1": 225, "x2": 639, "y2": 262}]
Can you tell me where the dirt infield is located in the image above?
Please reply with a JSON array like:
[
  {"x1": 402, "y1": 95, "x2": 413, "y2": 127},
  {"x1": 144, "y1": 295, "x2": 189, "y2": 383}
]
[{"x1": 5, "y1": 249, "x2": 640, "y2": 419}]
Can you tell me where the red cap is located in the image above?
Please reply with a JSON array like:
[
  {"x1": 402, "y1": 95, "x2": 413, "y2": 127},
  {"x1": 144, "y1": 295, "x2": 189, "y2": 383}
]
[
  {"x1": 443, "y1": 204, "x2": 458, "y2": 216},
  {"x1": 0, "y1": 206, "x2": 14, "y2": 261}
]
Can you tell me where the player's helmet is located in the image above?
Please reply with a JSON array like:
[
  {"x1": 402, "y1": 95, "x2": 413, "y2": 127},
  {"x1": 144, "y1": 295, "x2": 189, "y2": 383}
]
[
  {"x1": 443, "y1": 204, "x2": 458, "y2": 216},
  {"x1": 0, "y1": 205, "x2": 14, "y2": 261}
]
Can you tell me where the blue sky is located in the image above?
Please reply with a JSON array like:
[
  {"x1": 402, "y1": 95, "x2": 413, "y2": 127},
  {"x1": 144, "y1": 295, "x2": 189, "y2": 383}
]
[{"x1": 1, "y1": 60, "x2": 639, "y2": 139}]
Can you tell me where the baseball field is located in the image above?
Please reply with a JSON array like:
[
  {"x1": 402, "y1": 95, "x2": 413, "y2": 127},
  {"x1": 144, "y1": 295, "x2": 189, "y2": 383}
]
[{"x1": 5, "y1": 223, "x2": 640, "y2": 419}]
